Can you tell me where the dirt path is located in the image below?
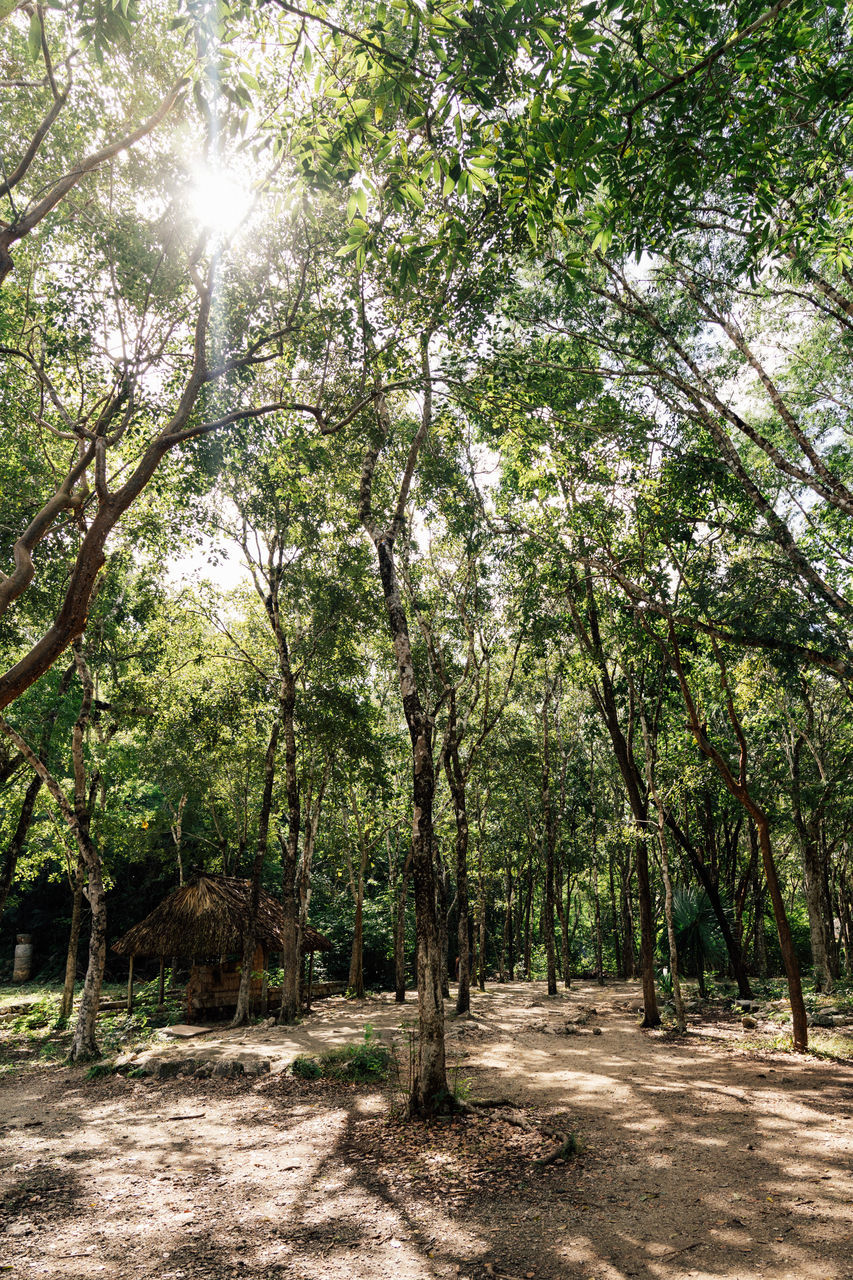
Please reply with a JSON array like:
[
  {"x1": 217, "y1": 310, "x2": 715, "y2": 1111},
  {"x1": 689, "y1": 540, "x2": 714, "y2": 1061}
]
[{"x1": 1, "y1": 981, "x2": 852, "y2": 1280}]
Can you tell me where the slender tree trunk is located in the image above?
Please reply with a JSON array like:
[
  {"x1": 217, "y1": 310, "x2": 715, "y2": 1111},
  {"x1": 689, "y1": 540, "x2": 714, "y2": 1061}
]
[
  {"x1": 234, "y1": 715, "x2": 280, "y2": 1025},
  {"x1": 619, "y1": 851, "x2": 636, "y2": 979},
  {"x1": 558, "y1": 879, "x2": 571, "y2": 988},
  {"x1": 665, "y1": 814, "x2": 754, "y2": 998},
  {"x1": 70, "y1": 837, "x2": 106, "y2": 1060},
  {"x1": 753, "y1": 873, "x2": 768, "y2": 976},
  {"x1": 568, "y1": 576, "x2": 657, "y2": 1016},
  {"x1": 345, "y1": 782, "x2": 370, "y2": 999},
  {"x1": 445, "y1": 733, "x2": 471, "y2": 1015},
  {"x1": 523, "y1": 859, "x2": 533, "y2": 979},
  {"x1": 298, "y1": 764, "x2": 328, "y2": 1007},
  {"x1": 609, "y1": 858, "x2": 623, "y2": 979},
  {"x1": 790, "y1": 733, "x2": 834, "y2": 992},
  {"x1": 591, "y1": 850, "x2": 604, "y2": 985},
  {"x1": 503, "y1": 859, "x2": 513, "y2": 982},
  {"x1": 635, "y1": 834, "x2": 660, "y2": 1026},
  {"x1": 349, "y1": 878, "x2": 365, "y2": 996},
  {"x1": 474, "y1": 814, "x2": 486, "y2": 991},
  {"x1": 838, "y1": 883, "x2": 852, "y2": 977},
  {"x1": 375, "y1": 536, "x2": 446, "y2": 1112},
  {"x1": 756, "y1": 816, "x2": 808, "y2": 1049},
  {"x1": 657, "y1": 826, "x2": 686, "y2": 1032},
  {"x1": 821, "y1": 841, "x2": 840, "y2": 979},
  {"x1": 478, "y1": 870, "x2": 487, "y2": 991},
  {"x1": 67, "y1": 644, "x2": 108, "y2": 1062},
  {"x1": 541, "y1": 685, "x2": 558, "y2": 996},
  {"x1": 278, "y1": 657, "x2": 301, "y2": 1026},
  {"x1": 395, "y1": 852, "x2": 412, "y2": 1002},
  {"x1": 801, "y1": 836, "x2": 834, "y2": 993},
  {"x1": 358, "y1": 330, "x2": 449, "y2": 1113},
  {"x1": 59, "y1": 856, "x2": 86, "y2": 1022},
  {"x1": 670, "y1": 633, "x2": 805, "y2": 1048}
]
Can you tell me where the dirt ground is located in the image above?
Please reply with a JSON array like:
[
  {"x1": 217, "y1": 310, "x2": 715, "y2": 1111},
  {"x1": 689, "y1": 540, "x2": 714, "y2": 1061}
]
[{"x1": 1, "y1": 979, "x2": 852, "y2": 1280}]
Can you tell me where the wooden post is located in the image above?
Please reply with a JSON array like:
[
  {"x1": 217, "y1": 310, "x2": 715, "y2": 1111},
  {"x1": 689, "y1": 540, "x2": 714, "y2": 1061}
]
[
  {"x1": 158, "y1": 956, "x2": 165, "y2": 1006},
  {"x1": 306, "y1": 949, "x2": 314, "y2": 1012},
  {"x1": 126, "y1": 955, "x2": 134, "y2": 1013}
]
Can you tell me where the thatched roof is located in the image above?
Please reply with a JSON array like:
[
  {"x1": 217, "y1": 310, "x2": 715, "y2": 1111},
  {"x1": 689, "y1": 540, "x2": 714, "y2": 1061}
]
[{"x1": 112, "y1": 873, "x2": 333, "y2": 959}]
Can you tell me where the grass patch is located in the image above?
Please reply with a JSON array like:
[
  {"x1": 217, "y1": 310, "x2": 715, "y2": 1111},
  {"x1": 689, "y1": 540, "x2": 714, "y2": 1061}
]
[
  {"x1": 85, "y1": 1061, "x2": 118, "y2": 1080},
  {"x1": 290, "y1": 1025, "x2": 392, "y2": 1083},
  {"x1": 736, "y1": 1028, "x2": 853, "y2": 1062},
  {"x1": 6, "y1": 993, "x2": 63, "y2": 1032},
  {"x1": 807, "y1": 1031, "x2": 853, "y2": 1062},
  {"x1": 291, "y1": 1054, "x2": 323, "y2": 1079}
]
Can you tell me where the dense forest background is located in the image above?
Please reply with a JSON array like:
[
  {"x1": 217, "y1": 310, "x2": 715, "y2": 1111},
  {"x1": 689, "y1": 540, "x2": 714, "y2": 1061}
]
[{"x1": 1, "y1": 0, "x2": 852, "y2": 1106}]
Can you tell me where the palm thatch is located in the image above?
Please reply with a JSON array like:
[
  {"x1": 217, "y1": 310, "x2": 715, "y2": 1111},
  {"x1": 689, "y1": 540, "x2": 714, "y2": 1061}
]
[{"x1": 112, "y1": 873, "x2": 332, "y2": 960}]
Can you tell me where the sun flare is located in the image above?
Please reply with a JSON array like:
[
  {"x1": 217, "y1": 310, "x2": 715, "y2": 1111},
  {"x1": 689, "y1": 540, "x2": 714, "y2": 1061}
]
[{"x1": 188, "y1": 164, "x2": 253, "y2": 236}]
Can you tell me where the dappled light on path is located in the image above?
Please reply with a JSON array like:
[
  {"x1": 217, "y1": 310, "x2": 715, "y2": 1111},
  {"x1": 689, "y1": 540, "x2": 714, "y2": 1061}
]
[{"x1": 1, "y1": 981, "x2": 851, "y2": 1280}]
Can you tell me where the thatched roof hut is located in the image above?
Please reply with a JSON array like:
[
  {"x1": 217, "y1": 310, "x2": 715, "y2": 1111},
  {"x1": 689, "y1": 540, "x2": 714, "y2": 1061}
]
[{"x1": 112, "y1": 872, "x2": 332, "y2": 960}]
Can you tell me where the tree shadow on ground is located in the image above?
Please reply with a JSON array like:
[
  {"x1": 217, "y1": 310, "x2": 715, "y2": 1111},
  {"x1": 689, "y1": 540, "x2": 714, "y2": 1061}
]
[{"x1": 1, "y1": 980, "x2": 852, "y2": 1280}]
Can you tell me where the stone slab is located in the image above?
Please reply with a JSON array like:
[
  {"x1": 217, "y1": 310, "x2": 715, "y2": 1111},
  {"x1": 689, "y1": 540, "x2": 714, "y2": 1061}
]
[{"x1": 163, "y1": 1024, "x2": 214, "y2": 1038}]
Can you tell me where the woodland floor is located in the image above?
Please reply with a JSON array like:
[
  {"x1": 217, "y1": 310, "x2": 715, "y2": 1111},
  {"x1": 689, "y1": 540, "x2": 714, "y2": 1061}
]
[{"x1": 1, "y1": 980, "x2": 852, "y2": 1280}]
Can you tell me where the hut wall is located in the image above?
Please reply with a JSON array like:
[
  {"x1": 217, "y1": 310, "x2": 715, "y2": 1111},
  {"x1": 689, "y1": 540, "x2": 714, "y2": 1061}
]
[{"x1": 185, "y1": 945, "x2": 266, "y2": 1021}]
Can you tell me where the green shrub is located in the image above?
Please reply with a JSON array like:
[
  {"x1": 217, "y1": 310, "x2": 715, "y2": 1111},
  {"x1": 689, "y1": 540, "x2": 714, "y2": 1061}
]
[
  {"x1": 85, "y1": 1061, "x2": 117, "y2": 1080},
  {"x1": 290, "y1": 1026, "x2": 392, "y2": 1083},
  {"x1": 291, "y1": 1054, "x2": 323, "y2": 1079},
  {"x1": 320, "y1": 1038, "x2": 391, "y2": 1082}
]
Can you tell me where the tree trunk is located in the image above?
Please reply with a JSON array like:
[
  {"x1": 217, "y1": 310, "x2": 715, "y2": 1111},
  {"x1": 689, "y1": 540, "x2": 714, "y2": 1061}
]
[
  {"x1": 395, "y1": 852, "x2": 412, "y2": 1002},
  {"x1": 670, "y1": 633, "x2": 805, "y2": 1048},
  {"x1": 375, "y1": 536, "x2": 447, "y2": 1113},
  {"x1": 837, "y1": 874, "x2": 853, "y2": 977},
  {"x1": 436, "y1": 847, "x2": 450, "y2": 999},
  {"x1": 68, "y1": 644, "x2": 106, "y2": 1062},
  {"x1": 609, "y1": 858, "x2": 623, "y2": 979},
  {"x1": 0, "y1": 648, "x2": 105, "y2": 1060},
  {"x1": 503, "y1": 859, "x2": 513, "y2": 982},
  {"x1": 619, "y1": 851, "x2": 636, "y2": 979},
  {"x1": 523, "y1": 859, "x2": 533, "y2": 979},
  {"x1": 635, "y1": 835, "x2": 660, "y2": 1027},
  {"x1": 70, "y1": 831, "x2": 106, "y2": 1061},
  {"x1": 234, "y1": 715, "x2": 280, "y2": 1026},
  {"x1": 591, "y1": 852, "x2": 604, "y2": 986},
  {"x1": 278, "y1": 657, "x2": 300, "y2": 1026},
  {"x1": 345, "y1": 782, "x2": 370, "y2": 999},
  {"x1": 541, "y1": 685, "x2": 558, "y2": 996},
  {"x1": 473, "y1": 813, "x2": 486, "y2": 992},
  {"x1": 297, "y1": 764, "x2": 328, "y2": 1007},
  {"x1": 753, "y1": 874, "x2": 768, "y2": 976},
  {"x1": 349, "y1": 880, "x2": 365, "y2": 997},
  {"x1": 445, "y1": 733, "x2": 471, "y2": 1015},
  {"x1": 790, "y1": 733, "x2": 834, "y2": 992},
  {"x1": 59, "y1": 856, "x2": 86, "y2": 1022},
  {"x1": 756, "y1": 815, "x2": 808, "y2": 1050},
  {"x1": 801, "y1": 836, "x2": 834, "y2": 993},
  {"x1": 666, "y1": 809, "x2": 755, "y2": 998},
  {"x1": 657, "y1": 825, "x2": 686, "y2": 1032},
  {"x1": 558, "y1": 882, "x2": 571, "y2": 988}
]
